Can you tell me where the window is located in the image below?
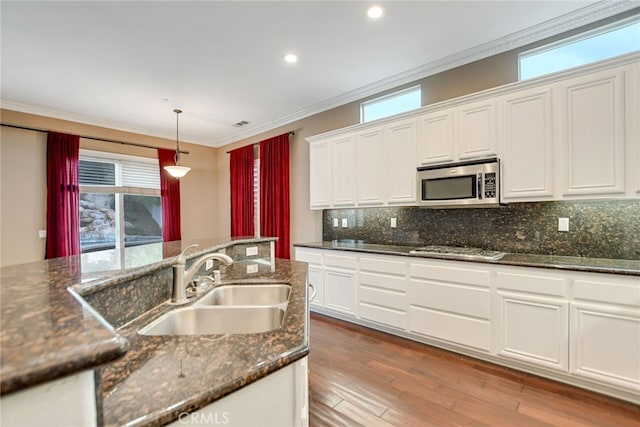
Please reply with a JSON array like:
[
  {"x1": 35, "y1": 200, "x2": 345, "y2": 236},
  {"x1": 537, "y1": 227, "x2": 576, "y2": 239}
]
[
  {"x1": 254, "y1": 145, "x2": 260, "y2": 237},
  {"x1": 361, "y1": 85, "x2": 421, "y2": 123},
  {"x1": 519, "y1": 16, "x2": 640, "y2": 80},
  {"x1": 79, "y1": 150, "x2": 162, "y2": 272}
]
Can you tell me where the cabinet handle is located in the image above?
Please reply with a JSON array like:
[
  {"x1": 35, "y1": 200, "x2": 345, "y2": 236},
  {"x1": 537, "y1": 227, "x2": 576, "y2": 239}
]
[{"x1": 308, "y1": 283, "x2": 317, "y2": 301}]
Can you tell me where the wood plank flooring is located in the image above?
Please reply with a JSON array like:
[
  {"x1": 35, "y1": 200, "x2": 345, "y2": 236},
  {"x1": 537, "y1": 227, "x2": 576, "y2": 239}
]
[{"x1": 308, "y1": 313, "x2": 640, "y2": 427}]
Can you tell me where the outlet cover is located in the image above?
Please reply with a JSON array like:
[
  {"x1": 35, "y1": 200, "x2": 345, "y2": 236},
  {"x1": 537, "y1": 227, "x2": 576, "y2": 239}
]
[
  {"x1": 558, "y1": 218, "x2": 569, "y2": 232},
  {"x1": 246, "y1": 263, "x2": 259, "y2": 274},
  {"x1": 38, "y1": 230, "x2": 47, "y2": 238},
  {"x1": 205, "y1": 260, "x2": 214, "y2": 270},
  {"x1": 391, "y1": 218, "x2": 397, "y2": 228},
  {"x1": 333, "y1": 218, "x2": 339, "y2": 227},
  {"x1": 246, "y1": 246, "x2": 258, "y2": 256},
  {"x1": 341, "y1": 218, "x2": 348, "y2": 228}
]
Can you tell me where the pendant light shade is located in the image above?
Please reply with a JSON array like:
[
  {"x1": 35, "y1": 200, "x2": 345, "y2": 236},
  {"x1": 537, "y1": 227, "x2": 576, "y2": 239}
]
[{"x1": 164, "y1": 109, "x2": 191, "y2": 178}]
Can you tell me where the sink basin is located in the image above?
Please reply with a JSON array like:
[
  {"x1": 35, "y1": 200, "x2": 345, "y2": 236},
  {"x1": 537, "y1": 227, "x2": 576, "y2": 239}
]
[
  {"x1": 196, "y1": 284, "x2": 291, "y2": 306},
  {"x1": 139, "y1": 306, "x2": 285, "y2": 336}
]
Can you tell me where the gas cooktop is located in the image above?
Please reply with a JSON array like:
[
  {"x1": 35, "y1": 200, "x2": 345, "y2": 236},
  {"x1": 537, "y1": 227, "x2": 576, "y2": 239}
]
[{"x1": 409, "y1": 245, "x2": 506, "y2": 261}]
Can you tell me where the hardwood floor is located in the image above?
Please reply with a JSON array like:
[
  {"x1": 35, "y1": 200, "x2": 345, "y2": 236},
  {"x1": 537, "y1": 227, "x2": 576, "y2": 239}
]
[{"x1": 308, "y1": 313, "x2": 640, "y2": 427}]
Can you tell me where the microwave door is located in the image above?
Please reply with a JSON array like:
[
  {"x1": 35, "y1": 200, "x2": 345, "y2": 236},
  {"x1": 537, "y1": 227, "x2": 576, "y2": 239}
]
[{"x1": 422, "y1": 174, "x2": 477, "y2": 201}]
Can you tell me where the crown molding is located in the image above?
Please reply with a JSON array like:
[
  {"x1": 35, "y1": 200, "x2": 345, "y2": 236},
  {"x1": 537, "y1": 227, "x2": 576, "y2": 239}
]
[
  {"x1": 3, "y1": 1, "x2": 637, "y2": 148},
  {"x1": 211, "y1": 0, "x2": 639, "y2": 147}
]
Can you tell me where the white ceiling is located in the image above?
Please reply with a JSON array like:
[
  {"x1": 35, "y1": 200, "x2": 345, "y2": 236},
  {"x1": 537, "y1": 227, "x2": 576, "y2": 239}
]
[{"x1": 1, "y1": 1, "x2": 634, "y2": 148}]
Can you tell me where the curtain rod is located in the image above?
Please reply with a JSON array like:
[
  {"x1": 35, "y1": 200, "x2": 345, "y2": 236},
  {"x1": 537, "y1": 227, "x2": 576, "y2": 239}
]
[
  {"x1": 0, "y1": 123, "x2": 190, "y2": 155},
  {"x1": 226, "y1": 130, "x2": 295, "y2": 154}
]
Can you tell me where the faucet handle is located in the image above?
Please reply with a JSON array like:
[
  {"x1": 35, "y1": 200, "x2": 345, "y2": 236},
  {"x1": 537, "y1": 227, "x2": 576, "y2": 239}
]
[{"x1": 175, "y1": 244, "x2": 198, "y2": 265}]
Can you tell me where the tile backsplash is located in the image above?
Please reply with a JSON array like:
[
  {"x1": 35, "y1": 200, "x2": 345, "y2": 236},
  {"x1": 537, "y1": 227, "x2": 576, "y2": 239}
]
[{"x1": 323, "y1": 200, "x2": 640, "y2": 260}]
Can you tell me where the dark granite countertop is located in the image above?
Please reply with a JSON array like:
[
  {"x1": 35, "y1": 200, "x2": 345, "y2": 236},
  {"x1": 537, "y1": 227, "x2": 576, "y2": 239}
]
[
  {"x1": 294, "y1": 241, "x2": 640, "y2": 276},
  {"x1": 98, "y1": 258, "x2": 309, "y2": 427}
]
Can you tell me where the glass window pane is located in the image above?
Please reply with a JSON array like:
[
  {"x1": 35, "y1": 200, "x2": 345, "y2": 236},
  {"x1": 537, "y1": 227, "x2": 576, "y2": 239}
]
[
  {"x1": 362, "y1": 86, "x2": 421, "y2": 123},
  {"x1": 80, "y1": 193, "x2": 116, "y2": 253},
  {"x1": 520, "y1": 19, "x2": 640, "y2": 80},
  {"x1": 123, "y1": 195, "x2": 162, "y2": 247}
]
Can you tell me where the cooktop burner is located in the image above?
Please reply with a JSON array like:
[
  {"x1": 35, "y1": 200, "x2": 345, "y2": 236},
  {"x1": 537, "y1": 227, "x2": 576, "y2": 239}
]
[{"x1": 410, "y1": 245, "x2": 506, "y2": 261}]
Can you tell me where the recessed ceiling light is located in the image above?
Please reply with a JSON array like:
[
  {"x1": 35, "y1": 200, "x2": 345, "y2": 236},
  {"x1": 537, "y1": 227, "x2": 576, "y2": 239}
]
[
  {"x1": 367, "y1": 5, "x2": 384, "y2": 20},
  {"x1": 284, "y1": 53, "x2": 298, "y2": 64}
]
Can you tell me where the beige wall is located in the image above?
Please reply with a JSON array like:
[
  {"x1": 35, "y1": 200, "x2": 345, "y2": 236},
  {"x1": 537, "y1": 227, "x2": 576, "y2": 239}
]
[{"x1": 0, "y1": 109, "x2": 220, "y2": 266}]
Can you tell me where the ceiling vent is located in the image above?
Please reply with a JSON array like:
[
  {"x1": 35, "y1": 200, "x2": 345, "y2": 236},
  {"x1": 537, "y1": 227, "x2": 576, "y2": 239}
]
[{"x1": 233, "y1": 120, "x2": 250, "y2": 128}]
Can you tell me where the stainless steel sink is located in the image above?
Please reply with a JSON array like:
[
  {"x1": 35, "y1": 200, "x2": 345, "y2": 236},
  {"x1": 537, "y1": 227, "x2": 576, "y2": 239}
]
[
  {"x1": 196, "y1": 284, "x2": 291, "y2": 306},
  {"x1": 138, "y1": 306, "x2": 285, "y2": 336}
]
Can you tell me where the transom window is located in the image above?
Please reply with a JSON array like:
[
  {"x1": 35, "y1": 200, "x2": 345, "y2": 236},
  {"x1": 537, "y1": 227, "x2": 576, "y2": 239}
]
[
  {"x1": 519, "y1": 16, "x2": 640, "y2": 80},
  {"x1": 361, "y1": 85, "x2": 421, "y2": 123},
  {"x1": 79, "y1": 149, "x2": 162, "y2": 272}
]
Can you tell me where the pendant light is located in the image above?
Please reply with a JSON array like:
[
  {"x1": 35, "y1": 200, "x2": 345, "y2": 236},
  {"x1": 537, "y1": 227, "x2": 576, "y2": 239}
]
[{"x1": 164, "y1": 108, "x2": 191, "y2": 178}]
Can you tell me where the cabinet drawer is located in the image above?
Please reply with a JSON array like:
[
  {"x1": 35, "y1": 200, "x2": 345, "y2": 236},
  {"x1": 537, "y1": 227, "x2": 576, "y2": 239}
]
[
  {"x1": 409, "y1": 306, "x2": 490, "y2": 351},
  {"x1": 496, "y1": 271, "x2": 565, "y2": 297},
  {"x1": 360, "y1": 304, "x2": 405, "y2": 330},
  {"x1": 324, "y1": 254, "x2": 357, "y2": 269},
  {"x1": 360, "y1": 272, "x2": 406, "y2": 292},
  {"x1": 573, "y1": 279, "x2": 640, "y2": 307},
  {"x1": 360, "y1": 285, "x2": 405, "y2": 311},
  {"x1": 360, "y1": 256, "x2": 406, "y2": 275},
  {"x1": 410, "y1": 262, "x2": 490, "y2": 287},
  {"x1": 409, "y1": 280, "x2": 489, "y2": 319},
  {"x1": 294, "y1": 250, "x2": 322, "y2": 265}
]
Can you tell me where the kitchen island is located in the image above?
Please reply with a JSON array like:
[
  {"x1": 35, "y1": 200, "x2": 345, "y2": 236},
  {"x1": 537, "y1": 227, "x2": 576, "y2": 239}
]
[{"x1": 0, "y1": 237, "x2": 310, "y2": 426}]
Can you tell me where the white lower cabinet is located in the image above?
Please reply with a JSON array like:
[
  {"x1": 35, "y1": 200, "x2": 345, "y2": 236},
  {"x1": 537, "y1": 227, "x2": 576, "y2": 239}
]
[
  {"x1": 294, "y1": 247, "x2": 640, "y2": 403},
  {"x1": 409, "y1": 260, "x2": 491, "y2": 352},
  {"x1": 569, "y1": 275, "x2": 640, "y2": 393},
  {"x1": 358, "y1": 255, "x2": 407, "y2": 330},
  {"x1": 495, "y1": 269, "x2": 568, "y2": 371}
]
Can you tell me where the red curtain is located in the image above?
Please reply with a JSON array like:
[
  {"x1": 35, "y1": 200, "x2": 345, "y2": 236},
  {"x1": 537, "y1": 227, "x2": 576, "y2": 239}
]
[
  {"x1": 158, "y1": 148, "x2": 182, "y2": 242},
  {"x1": 260, "y1": 133, "x2": 290, "y2": 259},
  {"x1": 45, "y1": 131, "x2": 80, "y2": 259},
  {"x1": 229, "y1": 144, "x2": 255, "y2": 237}
]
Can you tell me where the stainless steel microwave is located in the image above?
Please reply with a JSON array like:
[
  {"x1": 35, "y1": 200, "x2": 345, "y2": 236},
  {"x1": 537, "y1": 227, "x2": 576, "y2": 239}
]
[{"x1": 417, "y1": 158, "x2": 501, "y2": 208}]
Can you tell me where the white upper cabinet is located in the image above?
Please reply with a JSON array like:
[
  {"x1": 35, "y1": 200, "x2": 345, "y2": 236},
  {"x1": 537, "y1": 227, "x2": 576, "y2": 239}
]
[
  {"x1": 501, "y1": 87, "x2": 554, "y2": 201},
  {"x1": 457, "y1": 99, "x2": 498, "y2": 160},
  {"x1": 557, "y1": 67, "x2": 627, "y2": 197},
  {"x1": 331, "y1": 134, "x2": 356, "y2": 206},
  {"x1": 417, "y1": 109, "x2": 455, "y2": 165},
  {"x1": 355, "y1": 127, "x2": 385, "y2": 205},
  {"x1": 385, "y1": 118, "x2": 417, "y2": 204},
  {"x1": 308, "y1": 140, "x2": 331, "y2": 209}
]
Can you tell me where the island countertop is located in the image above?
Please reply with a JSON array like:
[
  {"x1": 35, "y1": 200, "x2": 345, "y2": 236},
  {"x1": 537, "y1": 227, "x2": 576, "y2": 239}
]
[
  {"x1": 0, "y1": 236, "x2": 301, "y2": 408},
  {"x1": 97, "y1": 257, "x2": 309, "y2": 427},
  {"x1": 294, "y1": 241, "x2": 640, "y2": 276}
]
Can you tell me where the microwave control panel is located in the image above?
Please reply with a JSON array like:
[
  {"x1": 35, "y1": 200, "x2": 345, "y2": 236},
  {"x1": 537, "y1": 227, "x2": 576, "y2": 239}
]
[{"x1": 484, "y1": 172, "x2": 497, "y2": 198}]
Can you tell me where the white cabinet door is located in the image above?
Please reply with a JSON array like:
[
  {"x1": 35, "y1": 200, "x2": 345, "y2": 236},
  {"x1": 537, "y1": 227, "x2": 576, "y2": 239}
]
[
  {"x1": 331, "y1": 134, "x2": 356, "y2": 206},
  {"x1": 458, "y1": 99, "x2": 498, "y2": 160},
  {"x1": 570, "y1": 303, "x2": 640, "y2": 392},
  {"x1": 558, "y1": 68, "x2": 626, "y2": 197},
  {"x1": 325, "y1": 268, "x2": 356, "y2": 315},
  {"x1": 497, "y1": 292, "x2": 568, "y2": 371},
  {"x1": 355, "y1": 127, "x2": 385, "y2": 205},
  {"x1": 570, "y1": 274, "x2": 640, "y2": 393},
  {"x1": 417, "y1": 109, "x2": 455, "y2": 165},
  {"x1": 385, "y1": 118, "x2": 417, "y2": 204},
  {"x1": 294, "y1": 249, "x2": 324, "y2": 308},
  {"x1": 308, "y1": 140, "x2": 331, "y2": 209},
  {"x1": 501, "y1": 87, "x2": 554, "y2": 201}
]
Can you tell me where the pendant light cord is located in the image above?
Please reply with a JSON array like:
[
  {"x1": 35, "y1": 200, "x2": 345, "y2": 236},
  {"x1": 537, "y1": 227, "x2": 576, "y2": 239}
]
[{"x1": 174, "y1": 108, "x2": 182, "y2": 165}]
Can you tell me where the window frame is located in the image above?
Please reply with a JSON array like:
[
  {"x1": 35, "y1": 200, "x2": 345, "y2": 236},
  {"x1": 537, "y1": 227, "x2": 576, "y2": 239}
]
[
  {"x1": 518, "y1": 15, "x2": 640, "y2": 81},
  {"x1": 360, "y1": 85, "x2": 422, "y2": 123}
]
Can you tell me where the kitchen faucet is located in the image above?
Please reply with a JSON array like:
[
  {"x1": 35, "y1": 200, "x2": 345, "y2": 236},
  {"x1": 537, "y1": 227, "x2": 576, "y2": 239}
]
[{"x1": 171, "y1": 244, "x2": 234, "y2": 304}]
